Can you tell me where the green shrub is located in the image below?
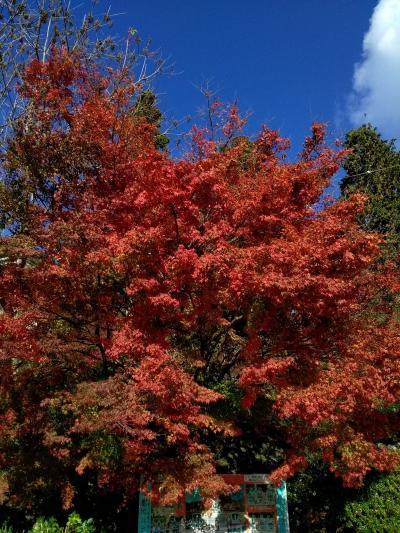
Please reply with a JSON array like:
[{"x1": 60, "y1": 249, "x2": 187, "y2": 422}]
[
  {"x1": 0, "y1": 523, "x2": 14, "y2": 533},
  {"x1": 30, "y1": 517, "x2": 62, "y2": 533},
  {"x1": 0, "y1": 513, "x2": 97, "y2": 533},
  {"x1": 64, "y1": 512, "x2": 95, "y2": 533},
  {"x1": 344, "y1": 470, "x2": 400, "y2": 533}
]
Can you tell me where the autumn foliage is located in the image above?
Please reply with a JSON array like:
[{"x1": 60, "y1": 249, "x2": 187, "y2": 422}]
[{"x1": 0, "y1": 49, "x2": 399, "y2": 508}]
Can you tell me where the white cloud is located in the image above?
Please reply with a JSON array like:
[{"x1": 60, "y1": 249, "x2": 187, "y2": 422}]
[{"x1": 349, "y1": 0, "x2": 400, "y2": 140}]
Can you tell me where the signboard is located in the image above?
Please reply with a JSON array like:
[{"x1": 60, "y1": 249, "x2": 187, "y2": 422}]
[{"x1": 138, "y1": 474, "x2": 290, "y2": 532}]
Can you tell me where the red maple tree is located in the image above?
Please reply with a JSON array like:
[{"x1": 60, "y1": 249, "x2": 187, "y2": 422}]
[{"x1": 1, "y1": 49, "x2": 399, "y2": 506}]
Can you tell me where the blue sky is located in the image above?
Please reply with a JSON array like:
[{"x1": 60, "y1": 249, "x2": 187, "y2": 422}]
[{"x1": 107, "y1": 0, "x2": 398, "y2": 155}]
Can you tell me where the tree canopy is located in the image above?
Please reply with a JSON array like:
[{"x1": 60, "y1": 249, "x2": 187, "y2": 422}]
[{"x1": 0, "y1": 50, "x2": 400, "y2": 516}]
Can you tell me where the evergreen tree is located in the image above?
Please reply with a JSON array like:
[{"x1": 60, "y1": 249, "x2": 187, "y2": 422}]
[
  {"x1": 341, "y1": 124, "x2": 400, "y2": 255},
  {"x1": 131, "y1": 90, "x2": 169, "y2": 151}
]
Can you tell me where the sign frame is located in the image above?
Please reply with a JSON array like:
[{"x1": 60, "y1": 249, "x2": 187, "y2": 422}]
[{"x1": 138, "y1": 474, "x2": 290, "y2": 532}]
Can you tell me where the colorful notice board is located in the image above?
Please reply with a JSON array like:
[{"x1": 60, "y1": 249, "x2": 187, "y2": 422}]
[{"x1": 138, "y1": 474, "x2": 290, "y2": 532}]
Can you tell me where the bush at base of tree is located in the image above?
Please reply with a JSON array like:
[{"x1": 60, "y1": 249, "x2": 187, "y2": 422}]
[
  {"x1": 344, "y1": 470, "x2": 400, "y2": 533},
  {"x1": 0, "y1": 513, "x2": 95, "y2": 533}
]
